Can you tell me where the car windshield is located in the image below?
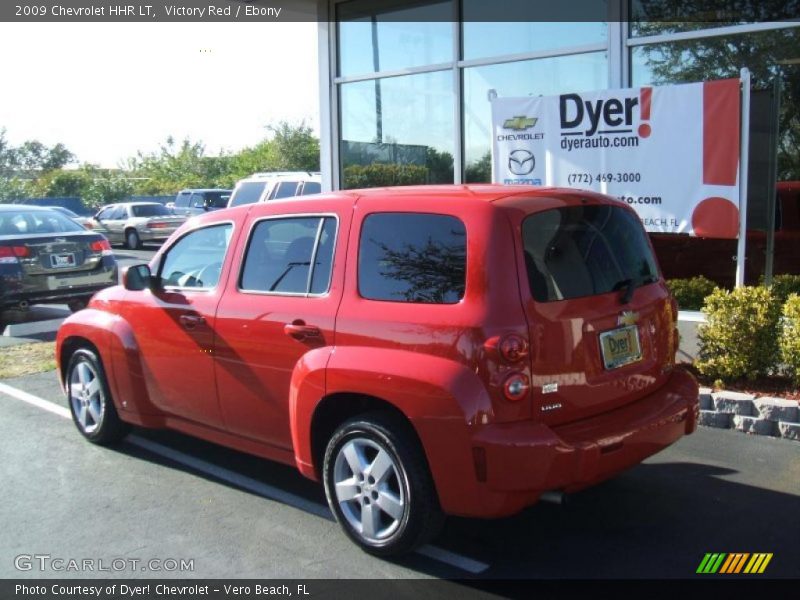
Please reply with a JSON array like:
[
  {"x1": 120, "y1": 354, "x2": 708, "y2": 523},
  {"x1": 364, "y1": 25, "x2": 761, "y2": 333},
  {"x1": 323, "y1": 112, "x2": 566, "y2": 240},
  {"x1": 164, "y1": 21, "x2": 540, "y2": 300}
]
[
  {"x1": 0, "y1": 209, "x2": 85, "y2": 235},
  {"x1": 229, "y1": 181, "x2": 267, "y2": 207},
  {"x1": 522, "y1": 205, "x2": 660, "y2": 302},
  {"x1": 132, "y1": 204, "x2": 172, "y2": 218}
]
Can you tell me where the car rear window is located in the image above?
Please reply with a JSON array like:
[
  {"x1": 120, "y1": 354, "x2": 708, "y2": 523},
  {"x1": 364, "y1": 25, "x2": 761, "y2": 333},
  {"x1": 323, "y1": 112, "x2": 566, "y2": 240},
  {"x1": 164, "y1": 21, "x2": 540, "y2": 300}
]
[
  {"x1": 229, "y1": 182, "x2": 267, "y2": 207},
  {"x1": 522, "y1": 205, "x2": 659, "y2": 302},
  {"x1": 358, "y1": 213, "x2": 466, "y2": 304},
  {"x1": 132, "y1": 204, "x2": 171, "y2": 217},
  {"x1": 0, "y1": 210, "x2": 85, "y2": 235}
]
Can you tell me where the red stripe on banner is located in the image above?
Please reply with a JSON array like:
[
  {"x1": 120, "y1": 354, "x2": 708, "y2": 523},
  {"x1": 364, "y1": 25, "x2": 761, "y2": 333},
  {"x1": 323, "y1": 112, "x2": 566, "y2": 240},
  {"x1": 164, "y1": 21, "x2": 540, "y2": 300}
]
[
  {"x1": 703, "y1": 78, "x2": 740, "y2": 186},
  {"x1": 640, "y1": 87, "x2": 652, "y2": 120}
]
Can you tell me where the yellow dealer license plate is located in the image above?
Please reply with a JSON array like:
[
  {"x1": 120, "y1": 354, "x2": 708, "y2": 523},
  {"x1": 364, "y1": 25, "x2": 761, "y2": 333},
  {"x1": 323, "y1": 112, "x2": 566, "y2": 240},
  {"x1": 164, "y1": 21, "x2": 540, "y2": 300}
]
[{"x1": 599, "y1": 325, "x2": 642, "y2": 370}]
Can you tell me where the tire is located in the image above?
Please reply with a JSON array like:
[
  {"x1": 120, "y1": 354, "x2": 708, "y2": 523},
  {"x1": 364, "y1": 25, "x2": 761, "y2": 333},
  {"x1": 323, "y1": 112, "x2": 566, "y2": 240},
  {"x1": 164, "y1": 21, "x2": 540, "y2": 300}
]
[
  {"x1": 323, "y1": 412, "x2": 444, "y2": 556},
  {"x1": 67, "y1": 296, "x2": 91, "y2": 313},
  {"x1": 125, "y1": 229, "x2": 141, "y2": 250},
  {"x1": 66, "y1": 348, "x2": 130, "y2": 445}
]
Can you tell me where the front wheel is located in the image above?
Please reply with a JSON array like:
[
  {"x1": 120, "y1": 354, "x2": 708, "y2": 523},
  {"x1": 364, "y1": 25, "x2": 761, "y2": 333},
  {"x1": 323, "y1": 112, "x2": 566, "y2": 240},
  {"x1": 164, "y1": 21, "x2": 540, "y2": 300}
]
[
  {"x1": 323, "y1": 412, "x2": 443, "y2": 556},
  {"x1": 66, "y1": 348, "x2": 129, "y2": 444}
]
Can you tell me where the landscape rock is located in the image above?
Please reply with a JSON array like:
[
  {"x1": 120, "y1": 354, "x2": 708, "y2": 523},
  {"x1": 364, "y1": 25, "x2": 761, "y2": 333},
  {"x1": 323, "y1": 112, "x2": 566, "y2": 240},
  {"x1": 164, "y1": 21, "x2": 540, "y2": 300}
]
[
  {"x1": 754, "y1": 397, "x2": 799, "y2": 423},
  {"x1": 733, "y1": 415, "x2": 777, "y2": 437},
  {"x1": 698, "y1": 392, "x2": 714, "y2": 411},
  {"x1": 699, "y1": 410, "x2": 732, "y2": 429},
  {"x1": 778, "y1": 422, "x2": 800, "y2": 441},
  {"x1": 712, "y1": 391, "x2": 755, "y2": 416}
]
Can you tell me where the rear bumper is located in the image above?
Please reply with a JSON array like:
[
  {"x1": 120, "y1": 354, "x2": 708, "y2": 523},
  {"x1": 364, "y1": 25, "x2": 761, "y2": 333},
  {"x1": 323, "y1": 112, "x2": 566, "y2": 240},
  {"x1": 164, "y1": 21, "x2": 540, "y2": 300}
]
[
  {"x1": 1, "y1": 261, "x2": 118, "y2": 308},
  {"x1": 428, "y1": 368, "x2": 698, "y2": 518}
]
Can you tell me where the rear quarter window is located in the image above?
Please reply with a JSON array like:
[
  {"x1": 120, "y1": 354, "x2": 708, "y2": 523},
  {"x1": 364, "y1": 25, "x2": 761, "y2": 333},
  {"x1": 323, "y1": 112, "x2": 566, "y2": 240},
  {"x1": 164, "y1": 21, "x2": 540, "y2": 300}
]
[{"x1": 358, "y1": 213, "x2": 466, "y2": 304}]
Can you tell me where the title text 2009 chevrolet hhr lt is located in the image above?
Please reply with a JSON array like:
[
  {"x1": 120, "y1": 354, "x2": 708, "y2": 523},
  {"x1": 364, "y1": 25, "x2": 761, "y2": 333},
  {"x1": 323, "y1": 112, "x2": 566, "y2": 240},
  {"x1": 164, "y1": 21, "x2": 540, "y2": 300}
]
[{"x1": 56, "y1": 185, "x2": 699, "y2": 556}]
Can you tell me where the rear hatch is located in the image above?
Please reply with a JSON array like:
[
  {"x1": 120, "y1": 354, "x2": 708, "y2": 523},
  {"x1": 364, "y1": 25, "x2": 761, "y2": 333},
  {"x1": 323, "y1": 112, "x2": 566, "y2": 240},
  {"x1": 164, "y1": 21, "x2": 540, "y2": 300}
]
[{"x1": 508, "y1": 194, "x2": 676, "y2": 426}]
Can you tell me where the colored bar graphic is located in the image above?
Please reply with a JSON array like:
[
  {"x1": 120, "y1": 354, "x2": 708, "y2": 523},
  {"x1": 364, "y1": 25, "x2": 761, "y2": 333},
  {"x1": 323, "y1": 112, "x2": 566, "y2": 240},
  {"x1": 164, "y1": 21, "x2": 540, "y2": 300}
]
[{"x1": 701, "y1": 552, "x2": 773, "y2": 574}]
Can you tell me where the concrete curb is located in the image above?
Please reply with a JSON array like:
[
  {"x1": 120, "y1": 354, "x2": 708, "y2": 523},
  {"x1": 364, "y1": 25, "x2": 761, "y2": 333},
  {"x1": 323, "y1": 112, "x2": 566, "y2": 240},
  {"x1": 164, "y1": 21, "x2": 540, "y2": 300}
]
[{"x1": 698, "y1": 388, "x2": 800, "y2": 442}]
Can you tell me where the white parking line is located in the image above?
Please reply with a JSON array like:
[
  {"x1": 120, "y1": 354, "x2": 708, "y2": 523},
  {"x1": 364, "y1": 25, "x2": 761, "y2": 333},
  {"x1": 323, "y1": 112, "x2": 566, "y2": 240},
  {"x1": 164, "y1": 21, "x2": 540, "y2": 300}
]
[
  {"x1": 0, "y1": 382, "x2": 490, "y2": 575},
  {"x1": 0, "y1": 382, "x2": 70, "y2": 418}
]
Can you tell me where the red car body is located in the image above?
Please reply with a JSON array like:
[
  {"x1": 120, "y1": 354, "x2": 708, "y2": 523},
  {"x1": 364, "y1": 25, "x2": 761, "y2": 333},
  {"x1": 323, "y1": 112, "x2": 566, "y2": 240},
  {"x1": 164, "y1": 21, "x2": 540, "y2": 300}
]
[{"x1": 57, "y1": 185, "x2": 698, "y2": 552}]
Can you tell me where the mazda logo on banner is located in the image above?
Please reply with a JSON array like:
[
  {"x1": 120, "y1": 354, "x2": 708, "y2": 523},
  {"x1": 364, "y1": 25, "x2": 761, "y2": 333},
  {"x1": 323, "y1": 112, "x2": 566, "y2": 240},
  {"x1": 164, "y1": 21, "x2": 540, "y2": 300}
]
[{"x1": 508, "y1": 149, "x2": 535, "y2": 175}]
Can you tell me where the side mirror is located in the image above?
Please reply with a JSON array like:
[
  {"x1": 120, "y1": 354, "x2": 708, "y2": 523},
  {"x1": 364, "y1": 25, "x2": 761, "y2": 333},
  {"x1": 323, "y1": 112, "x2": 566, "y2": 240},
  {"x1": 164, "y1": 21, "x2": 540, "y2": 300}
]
[{"x1": 122, "y1": 264, "x2": 155, "y2": 291}]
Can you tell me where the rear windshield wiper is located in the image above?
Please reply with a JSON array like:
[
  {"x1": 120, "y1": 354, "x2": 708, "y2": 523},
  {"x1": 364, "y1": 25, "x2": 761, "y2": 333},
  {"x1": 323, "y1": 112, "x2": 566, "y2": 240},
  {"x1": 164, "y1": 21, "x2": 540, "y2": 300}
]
[{"x1": 614, "y1": 275, "x2": 656, "y2": 305}]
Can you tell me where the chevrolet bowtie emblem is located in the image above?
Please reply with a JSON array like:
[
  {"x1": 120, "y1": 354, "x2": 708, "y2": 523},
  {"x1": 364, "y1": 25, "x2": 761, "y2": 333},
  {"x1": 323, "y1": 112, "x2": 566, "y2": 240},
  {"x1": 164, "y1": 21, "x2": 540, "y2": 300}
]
[
  {"x1": 503, "y1": 116, "x2": 538, "y2": 130},
  {"x1": 618, "y1": 311, "x2": 639, "y2": 326}
]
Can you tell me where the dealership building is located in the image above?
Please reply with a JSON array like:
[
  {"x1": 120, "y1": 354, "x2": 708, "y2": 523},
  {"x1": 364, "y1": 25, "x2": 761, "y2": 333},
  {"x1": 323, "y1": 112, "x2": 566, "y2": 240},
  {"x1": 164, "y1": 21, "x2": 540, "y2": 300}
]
[{"x1": 307, "y1": 1, "x2": 800, "y2": 284}]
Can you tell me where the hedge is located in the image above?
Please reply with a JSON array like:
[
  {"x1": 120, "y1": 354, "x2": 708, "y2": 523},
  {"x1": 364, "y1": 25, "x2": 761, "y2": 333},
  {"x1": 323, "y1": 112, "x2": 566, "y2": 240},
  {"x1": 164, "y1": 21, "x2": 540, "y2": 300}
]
[
  {"x1": 666, "y1": 276, "x2": 718, "y2": 311},
  {"x1": 696, "y1": 286, "x2": 782, "y2": 382},
  {"x1": 780, "y1": 294, "x2": 800, "y2": 386}
]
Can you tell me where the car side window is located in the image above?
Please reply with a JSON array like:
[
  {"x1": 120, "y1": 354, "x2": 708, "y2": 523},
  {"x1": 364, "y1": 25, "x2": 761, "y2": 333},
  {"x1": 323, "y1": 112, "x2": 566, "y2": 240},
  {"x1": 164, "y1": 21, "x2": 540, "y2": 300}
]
[
  {"x1": 190, "y1": 194, "x2": 205, "y2": 208},
  {"x1": 272, "y1": 181, "x2": 301, "y2": 200},
  {"x1": 301, "y1": 181, "x2": 321, "y2": 196},
  {"x1": 107, "y1": 206, "x2": 126, "y2": 220},
  {"x1": 96, "y1": 207, "x2": 113, "y2": 220},
  {"x1": 240, "y1": 216, "x2": 336, "y2": 295},
  {"x1": 174, "y1": 192, "x2": 191, "y2": 208},
  {"x1": 159, "y1": 224, "x2": 234, "y2": 289},
  {"x1": 358, "y1": 213, "x2": 467, "y2": 304}
]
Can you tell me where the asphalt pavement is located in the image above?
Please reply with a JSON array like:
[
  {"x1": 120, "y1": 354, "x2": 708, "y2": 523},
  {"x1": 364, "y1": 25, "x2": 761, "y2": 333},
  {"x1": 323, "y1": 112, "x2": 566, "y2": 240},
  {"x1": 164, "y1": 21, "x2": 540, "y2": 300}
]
[{"x1": 0, "y1": 369, "x2": 797, "y2": 580}]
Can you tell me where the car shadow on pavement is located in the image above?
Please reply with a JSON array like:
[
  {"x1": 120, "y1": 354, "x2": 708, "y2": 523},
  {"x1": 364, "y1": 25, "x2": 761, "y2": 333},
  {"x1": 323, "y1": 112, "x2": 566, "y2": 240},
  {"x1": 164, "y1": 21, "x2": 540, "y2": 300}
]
[
  {"x1": 105, "y1": 427, "x2": 799, "y2": 579},
  {"x1": 439, "y1": 461, "x2": 799, "y2": 578}
]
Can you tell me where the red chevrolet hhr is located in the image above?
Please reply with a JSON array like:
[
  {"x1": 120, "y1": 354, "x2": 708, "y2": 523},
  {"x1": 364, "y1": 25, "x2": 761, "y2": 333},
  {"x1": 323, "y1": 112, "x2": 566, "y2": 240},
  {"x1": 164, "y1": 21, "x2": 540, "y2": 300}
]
[{"x1": 56, "y1": 185, "x2": 699, "y2": 556}]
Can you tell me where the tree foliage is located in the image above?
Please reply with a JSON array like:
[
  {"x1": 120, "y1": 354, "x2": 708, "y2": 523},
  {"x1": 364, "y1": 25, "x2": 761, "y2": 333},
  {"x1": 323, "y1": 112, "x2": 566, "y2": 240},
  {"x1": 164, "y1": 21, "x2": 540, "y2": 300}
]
[{"x1": 1, "y1": 121, "x2": 321, "y2": 205}]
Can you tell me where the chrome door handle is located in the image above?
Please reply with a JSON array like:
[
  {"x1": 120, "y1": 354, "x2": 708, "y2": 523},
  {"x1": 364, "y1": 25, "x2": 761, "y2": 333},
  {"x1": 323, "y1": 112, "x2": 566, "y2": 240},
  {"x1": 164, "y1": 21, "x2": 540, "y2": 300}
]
[
  {"x1": 179, "y1": 314, "x2": 205, "y2": 329},
  {"x1": 284, "y1": 321, "x2": 321, "y2": 340}
]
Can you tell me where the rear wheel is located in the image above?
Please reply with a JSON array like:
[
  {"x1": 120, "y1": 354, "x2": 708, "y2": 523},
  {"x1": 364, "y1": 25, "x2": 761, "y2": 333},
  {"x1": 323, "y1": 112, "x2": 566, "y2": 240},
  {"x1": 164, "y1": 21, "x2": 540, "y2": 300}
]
[
  {"x1": 323, "y1": 412, "x2": 443, "y2": 556},
  {"x1": 66, "y1": 348, "x2": 129, "y2": 444},
  {"x1": 125, "y1": 229, "x2": 141, "y2": 250}
]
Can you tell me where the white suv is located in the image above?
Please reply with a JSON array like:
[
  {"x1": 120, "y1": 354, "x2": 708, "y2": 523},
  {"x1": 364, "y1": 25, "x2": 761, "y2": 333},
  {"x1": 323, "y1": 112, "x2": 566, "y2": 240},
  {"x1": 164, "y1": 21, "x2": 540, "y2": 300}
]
[{"x1": 227, "y1": 172, "x2": 322, "y2": 208}]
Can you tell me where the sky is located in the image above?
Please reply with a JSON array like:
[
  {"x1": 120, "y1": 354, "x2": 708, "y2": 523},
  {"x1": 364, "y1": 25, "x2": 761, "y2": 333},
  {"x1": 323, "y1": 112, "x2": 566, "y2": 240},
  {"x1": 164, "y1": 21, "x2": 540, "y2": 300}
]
[{"x1": 0, "y1": 22, "x2": 319, "y2": 168}]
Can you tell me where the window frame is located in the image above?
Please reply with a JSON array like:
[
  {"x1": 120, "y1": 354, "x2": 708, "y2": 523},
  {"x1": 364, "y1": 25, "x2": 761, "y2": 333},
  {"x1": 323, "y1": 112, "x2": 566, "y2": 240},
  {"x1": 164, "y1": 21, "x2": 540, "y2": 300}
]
[
  {"x1": 356, "y1": 210, "x2": 468, "y2": 305},
  {"x1": 237, "y1": 213, "x2": 340, "y2": 298},
  {"x1": 157, "y1": 221, "x2": 236, "y2": 293}
]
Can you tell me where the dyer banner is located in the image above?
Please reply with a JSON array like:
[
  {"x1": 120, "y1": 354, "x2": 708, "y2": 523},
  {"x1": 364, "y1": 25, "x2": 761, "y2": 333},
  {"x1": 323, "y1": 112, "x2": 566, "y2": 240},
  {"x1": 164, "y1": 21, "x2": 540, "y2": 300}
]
[{"x1": 491, "y1": 79, "x2": 742, "y2": 238}]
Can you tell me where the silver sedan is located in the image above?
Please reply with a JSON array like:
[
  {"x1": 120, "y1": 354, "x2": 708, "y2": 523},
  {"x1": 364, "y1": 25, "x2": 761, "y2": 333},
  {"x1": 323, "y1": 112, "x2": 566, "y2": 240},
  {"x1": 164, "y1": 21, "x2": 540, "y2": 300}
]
[{"x1": 90, "y1": 202, "x2": 187, "y2": 249}]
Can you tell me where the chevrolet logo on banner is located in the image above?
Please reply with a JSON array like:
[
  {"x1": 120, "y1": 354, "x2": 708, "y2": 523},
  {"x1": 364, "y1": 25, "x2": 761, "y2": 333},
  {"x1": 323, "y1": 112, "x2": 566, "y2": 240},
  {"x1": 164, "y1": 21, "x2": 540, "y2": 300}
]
[{"x1": 503, "y1": 116, "x2": 538, "y2": 130}]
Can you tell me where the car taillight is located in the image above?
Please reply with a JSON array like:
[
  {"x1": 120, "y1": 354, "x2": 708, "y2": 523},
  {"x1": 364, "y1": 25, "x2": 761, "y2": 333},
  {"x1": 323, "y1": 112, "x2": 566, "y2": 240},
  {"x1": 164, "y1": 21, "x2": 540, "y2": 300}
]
[
  {"x1": 0, "y1": 246, "x2": 29, "y2": 260},
  {"x1": 485, "y1": 334, "x2": 529, "y2": 363},
  {"x1": 503, "y1": 372, "x2": 530, "y2": 402},
  {"x1": 90, "y1": 239, "x2": 113, "y2": 255}
]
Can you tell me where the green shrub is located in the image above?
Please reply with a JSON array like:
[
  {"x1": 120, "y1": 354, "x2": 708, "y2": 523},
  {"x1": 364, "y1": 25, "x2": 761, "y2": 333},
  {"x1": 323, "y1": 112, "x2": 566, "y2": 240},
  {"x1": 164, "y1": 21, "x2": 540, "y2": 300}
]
[
  {"x1": 666, "y1": 276, "x2": 718, "y2": 311},
  {"x1": 343, "y1": 163, "x2": 429, "y2": 189},
  {"x1": 761, "y1": 274, "x2": 800, "y2": 306},
  {"x1": 696, "y1": 286, "x2": 782, "y2": 382},
  {"x1": 779, "y1": 293, "x2": 800, "y2": 386}
]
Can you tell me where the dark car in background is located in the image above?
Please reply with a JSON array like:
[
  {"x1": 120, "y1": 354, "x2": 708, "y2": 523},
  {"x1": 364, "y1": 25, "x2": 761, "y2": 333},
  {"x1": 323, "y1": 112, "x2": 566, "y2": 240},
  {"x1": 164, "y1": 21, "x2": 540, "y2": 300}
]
[{"x1": 0, "y1": 205, "x2": 117, "y2": 321}]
